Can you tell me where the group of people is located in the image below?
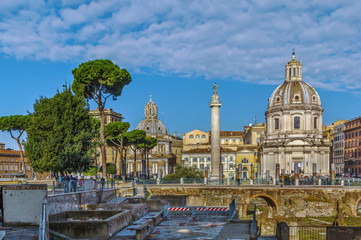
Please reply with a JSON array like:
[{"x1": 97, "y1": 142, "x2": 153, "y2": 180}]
[{"x1": 60, "y1": 174, "x2": 84, "y2": 193}]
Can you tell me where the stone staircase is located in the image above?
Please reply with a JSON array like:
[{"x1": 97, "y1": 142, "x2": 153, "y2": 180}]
[{"x1": 135, "y1": 185, "x2": 146, "y2": 197}]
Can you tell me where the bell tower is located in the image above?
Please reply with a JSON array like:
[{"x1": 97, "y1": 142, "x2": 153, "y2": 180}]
[
  {"x1": 144, "y1": 94, "x2": 158, "y2": 119},
  {"x1": 285, "y1": 51, "x2": 302, "y2": 82}
]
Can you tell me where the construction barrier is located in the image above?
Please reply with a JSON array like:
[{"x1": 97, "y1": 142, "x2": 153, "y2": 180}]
[
  {"x1": 197, "y1": 207, "x2": 227, "y2": 212},
  {"x1": 166, "y1": 206, "x2": 229, "y2": 217},
  {"x1": 168, "y1": 207, "x2": 189, "y2": 211}
]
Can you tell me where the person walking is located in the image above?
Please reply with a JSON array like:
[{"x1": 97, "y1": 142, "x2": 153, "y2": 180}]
[
  {"x1": 101, "y1": 177, "x2": 105, "y2": 190},
  {"x1": 64, "y1": 174, "x2": 70, "y2": 193}
]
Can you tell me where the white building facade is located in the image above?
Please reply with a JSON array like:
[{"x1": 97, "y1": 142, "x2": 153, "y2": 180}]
[{"x1": 260, "y1": 53, "x2": 330, "y2": 178}]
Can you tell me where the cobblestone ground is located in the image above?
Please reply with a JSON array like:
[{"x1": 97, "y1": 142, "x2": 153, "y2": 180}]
[{"x1": 148, "y1": 216, "x2": 228, "y2": 239}]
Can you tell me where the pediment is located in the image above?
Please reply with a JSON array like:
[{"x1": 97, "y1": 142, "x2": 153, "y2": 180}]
[{"x1": 285, "y1": 139, "x2": 312, "y2": 146}]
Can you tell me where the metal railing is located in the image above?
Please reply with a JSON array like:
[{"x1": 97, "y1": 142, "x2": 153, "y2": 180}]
[
  {"x1": 133, "y1": 177, "x2": 361, "y2": 186},
  {"x1": 289, "y1": 226, "x2": 327, "y2": 240},
  {"x1": 38, "y1": 198, "x2": 47, "y2": 240},
  {"x1": 48, "y1": 179, "x2": 122, "y2": 195}
]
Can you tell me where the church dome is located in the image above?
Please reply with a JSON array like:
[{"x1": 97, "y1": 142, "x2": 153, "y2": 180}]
[
  {"x1": 136, "y1": 95, "x2": 167, "y2": 135},
  {"x1": 268, "y1": 80, "x2": 321, "y2": 108},
  {"x1": 268, "y1": 52, "x2": 321, "y2": 108}
]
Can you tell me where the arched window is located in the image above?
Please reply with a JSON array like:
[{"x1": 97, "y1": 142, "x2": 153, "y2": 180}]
[
  {"x1": 294, "y1": 117, "x2": 300, "y2": 129},
  {"x1": 189, "y1": 135, "x2": 194, "y2": 139},
  {"x1": 242, "y1": 158, "x2": 248, "y2": 163},
  {"x1": 196, "y1": 135, "x2": 200, "y2": 139},
  {"x1": 289, "y1": 68, "x2": 291, "y2": 80},
  {"x1": 275, "y1": 118, "x2": 279, "y2": 130},
  {"x1": 201, "y1": 134, "x2": 206, "y2": 138}
]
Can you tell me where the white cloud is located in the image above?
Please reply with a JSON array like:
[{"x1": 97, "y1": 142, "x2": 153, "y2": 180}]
[{"x1": 0, "y1": 0, "x2": 361, "y2": 93}]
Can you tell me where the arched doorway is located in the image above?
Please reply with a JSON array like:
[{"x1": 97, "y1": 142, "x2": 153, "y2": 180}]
[{"x1": 241, "y1": 194, "x2": 278, "y2": 218}]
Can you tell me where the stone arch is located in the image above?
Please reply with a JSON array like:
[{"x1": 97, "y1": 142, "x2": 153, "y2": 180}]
[
  {"x1": 242, "y1": 194, "x2": 279, "y2": 218},
  {"x1": 354, "y1": 196, "x2": 361, "y2": 216}
]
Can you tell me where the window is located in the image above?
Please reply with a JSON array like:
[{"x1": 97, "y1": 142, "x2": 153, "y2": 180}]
[
  {"x1": 229, "y1": 164, "x2": 234, "y2": 170},
  {"x1": 14, "y1": 165, "x2": 18, "y2": 171},
  {"x1": 0, "y1": 165, "x2": 2, "y2": 170},
  {"x1": 196, "y1": 135, "x2": 200, "y2": 139},
  {"x1": 207, "y1": 157, "x2": 211, "y2": 162},
  {"x1": 201, "y1": 134, "x2": 206, "y2": 138},
  {"x1": 242, "y1": 158, "x2": 248, "y2": 163},
  {"x1": 275, "y1": 118, "x2": 279, "y2": 130},
  {"x1": 229, "y1": 156, "x2": 233, "y2": 162},
  {"x1": 189, "y1": 135, "x2": 194, "y2": 139},
  {"x1": 200, "y1": 164, "x2": 204, "y2": 170},
  {"x1": 185, "y1": 158, "x2": 189, "y2": 162},
  {"x1": 200, "y1": 157, "x2": 204, "y2": 162},
  {"x1": 289, "y1": 68, "x2": 291, "y2": 80},
  {"x1": 294, "y1": 117, "x2": 300, "y2": 129},
  {"x1": 221, "y1": 157, "x2": 225, "y2": 162},
  {"x1": 293, "y1": 67, "x2": 296, "y2": 76},
  {"x1": 314, "y1": 117, "x2": 317, "y2": 129}
]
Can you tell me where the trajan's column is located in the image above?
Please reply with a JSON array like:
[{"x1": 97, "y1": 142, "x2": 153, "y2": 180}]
[{"x1": 209, "y1": 83, "x2": 222, "y2": 180}]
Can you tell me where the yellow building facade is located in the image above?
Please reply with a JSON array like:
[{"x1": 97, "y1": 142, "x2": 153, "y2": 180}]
[{"x1": 182, "y1": 128, "x2": 264, "y2": 180}]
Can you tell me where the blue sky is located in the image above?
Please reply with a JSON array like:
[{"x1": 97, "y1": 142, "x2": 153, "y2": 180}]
[{"x1": 1, "y1": 0, "x2": 361, "y2": 149}]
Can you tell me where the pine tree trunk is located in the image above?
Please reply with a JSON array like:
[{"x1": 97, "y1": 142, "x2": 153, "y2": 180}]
[
  {"x1": 16, "y1": 138, "x2": 25, "y2": 173},
  {"x1": 98, "y1": 97, "x2": 107, "y2": 178}
]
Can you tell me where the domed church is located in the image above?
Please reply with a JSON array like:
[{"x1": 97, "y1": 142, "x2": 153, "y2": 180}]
[{"x1": 260, "y1": 52, "x2": 330, "y2": 178}]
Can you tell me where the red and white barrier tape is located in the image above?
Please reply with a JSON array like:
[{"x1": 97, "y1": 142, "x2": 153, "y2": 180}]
[
  {"x1": 197, "y1": 207, "x2": 228, "y2": 211},
  {"x1": 168, "y1": 207, "x2": 189, "y2": 211}
]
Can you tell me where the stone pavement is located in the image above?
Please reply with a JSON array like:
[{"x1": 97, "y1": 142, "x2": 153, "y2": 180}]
[
  {"x1": 147, "y1": 216, "x2": 253, "y2": 240},
  {"x1": 215, "y1": 221, "x2": 251, "y2": 240},
  {"x1": 0, "y1": 226, "x2": 38, "y2": 240},
  {"x1": 148, "y1": 216, "x2": 227, "y2": 239}
]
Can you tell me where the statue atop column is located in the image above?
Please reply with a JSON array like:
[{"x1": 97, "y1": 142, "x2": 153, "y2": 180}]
[
  {"x1": 211, "y1": 83, "x2": 220, "y2": 103},
  {"x1": 213, "y1": 83, "x2": 218, "y2": 94}
]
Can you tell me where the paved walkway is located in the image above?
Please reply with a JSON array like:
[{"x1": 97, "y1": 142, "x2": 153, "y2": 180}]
[{"x1": 215, "y1": 221, "x2": 251, "y2": 240}]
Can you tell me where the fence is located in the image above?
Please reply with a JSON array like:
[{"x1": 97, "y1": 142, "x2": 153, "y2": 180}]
[
  {"x1": 289, "y1": 226, "x2": 326, "y2": 240},
  {"x1": 134, "y1": 177, "x2": 361, "y2": 187},
  {"x1": 48, "y1": 179, "x2": 122, "y2": 195}
]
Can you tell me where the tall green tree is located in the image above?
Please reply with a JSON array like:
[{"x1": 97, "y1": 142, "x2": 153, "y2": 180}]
[
  {"x1": 24, "y1": 87, "x2": 96, "y2": 175},
  {"x1": 72, "y1": 59, "x2": 131, "y2": 177},
  {"x1": 0, "y1": 115, "x2": 30, "y2": 172},
  {"x1": 123, "y1": 130, "x2": 146, "y2": 176},
  {"x1": 138, "y1": 137, "x2": 157, "y2": 178},
  {"x1": 105, "y1": 121, "x2": 130, "y2": 176}
]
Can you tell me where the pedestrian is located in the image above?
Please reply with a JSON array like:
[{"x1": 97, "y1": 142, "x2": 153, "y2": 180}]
[
  {"x1": 64, "y1": 174, "x2": 70, "y2": 193},
  {"x1": 79, "y1": 177, "x2": 83, "y2": 189},
  {"x1": 101, "y1": 177, "x2": 105, "y2": 190},
  {"x1": 72, "y1": 176, "x2": 78, "y2": 192},
  {"x1": 236, "y1": 178, "x2": 241, "y2": 187}
]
